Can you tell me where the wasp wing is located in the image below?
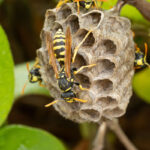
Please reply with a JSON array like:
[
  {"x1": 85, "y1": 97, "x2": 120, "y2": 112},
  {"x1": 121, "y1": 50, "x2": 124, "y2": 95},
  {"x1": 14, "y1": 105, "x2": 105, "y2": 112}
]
[
  {"x1": 46, "y1": 31, "x2": 59, "y2": 79},
  {"x1": 65, "y1": 26, "x2": 72, "y2": 78}
]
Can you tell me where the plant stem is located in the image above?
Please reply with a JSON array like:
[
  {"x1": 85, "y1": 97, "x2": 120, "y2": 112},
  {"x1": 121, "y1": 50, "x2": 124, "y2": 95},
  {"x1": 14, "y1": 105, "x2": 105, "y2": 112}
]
[
  {"x1": 107, "y1": 119, "x2": 138, "y2": 150},
  {"x1": 92, "y1": 122, "x2": 107, "y2": 150}
]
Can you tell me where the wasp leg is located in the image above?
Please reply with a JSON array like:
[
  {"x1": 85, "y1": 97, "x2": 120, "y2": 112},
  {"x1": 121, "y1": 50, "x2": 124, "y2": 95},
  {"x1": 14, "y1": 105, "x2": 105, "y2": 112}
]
[
  {"x1": 38, "y1": 81, "x2": 45, "y2": 87},
  {"x1": 34, "y1": 57, "x2": 40, "y2": 66},
  {"x1": 73, "y1": 97, "x2": 88, "y2": 103},
  {"x1": 66, "y1": 99, "x2": 74, "y2": 103},
  {"x1": 21, "y1": 80, "x2": 28, "y2": 95},
  {"x1": 74, "y1": 0, "x2": 80, "y2": 14},
  {"x1": 134, "y1": 66, "x2": 141, "y2": 70},
  {"x1": 56, "y1": 0, "x2": 69, "y2": 9},
  {"x1": 144, "y1": 43, "x2": 148, "y2": 59},
  {"x1": 36, "y1": 65, "x2": 41, "y2": 68},
  {"x1": 93, "y1": 0, "x2": 98, "y2": 8},
  {"x1": 74, "y1": 82, "x2": 89, "y2": 91},
  {"x1": 79, "y1": 84, "x2": 89, "y2": 91},
  {"x1": 74, "y1": 64, "x2": 96, "y2": 74},
  {"x1": 72, "y1": 30, "x2": 93, "y2": 63},
  {"x1": 45, "y1": 100, "x2": 63, "y2": 107}
]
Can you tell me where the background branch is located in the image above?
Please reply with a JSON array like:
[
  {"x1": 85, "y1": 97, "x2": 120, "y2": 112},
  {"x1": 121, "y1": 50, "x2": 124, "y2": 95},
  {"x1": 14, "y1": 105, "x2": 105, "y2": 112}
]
[
  {"x1": 121, "y1": 0, "x2": 150, "y2": 21},
  {"x1": 92, "y1": 122, "x2": 107, "y2": 150},
  {"x1": 107, "y1": 119, "x2": 138, "y2": 150}
]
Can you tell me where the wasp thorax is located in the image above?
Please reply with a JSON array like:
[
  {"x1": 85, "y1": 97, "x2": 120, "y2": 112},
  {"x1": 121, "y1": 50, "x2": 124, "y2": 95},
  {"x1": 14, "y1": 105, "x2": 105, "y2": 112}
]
[{"x1": 37, "y1": 3, "x2": 135, "y2": 123}]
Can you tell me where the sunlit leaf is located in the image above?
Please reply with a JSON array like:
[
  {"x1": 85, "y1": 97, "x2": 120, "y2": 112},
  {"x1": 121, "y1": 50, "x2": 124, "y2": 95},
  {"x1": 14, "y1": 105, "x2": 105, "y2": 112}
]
[
  {"x1": 15, "y1": 62, "x2": 49, "y2": 99},
  {"x1": 0, "y1": 125, "x2": 67, "y2": 150},
  {"x1": 0, "y1": 26, "x2": 14, "y2": 126},
  {"x1": 102, "y1": 0, "x2": 150, "y2": 26},
  {"x1": 133, "y1": 68, "x2": 150, "y2": 103}
]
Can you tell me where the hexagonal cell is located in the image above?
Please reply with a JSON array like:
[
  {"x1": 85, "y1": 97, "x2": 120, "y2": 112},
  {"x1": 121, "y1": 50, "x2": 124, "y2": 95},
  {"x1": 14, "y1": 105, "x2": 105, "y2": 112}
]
[
  {"x1": 104, "y1": 107, "x2": 124, "y2": 118},
  {"x1": 65, "y1": 15, "x2": 80, "y2": 34},
  {"x1": 103, "y1": 39, "x2": 117, "y2": 54},
  {"x1": 73, "y1": 53, "x2": 87, "y2": 69},
  {"x1": 57, "y1": 4, "x2": 72, "y2": 20},
  {"x1": 75, "y1": 74, "x2": 91, "y2": 89},
  {"x1": 96, "y1": 96, "x2": 117, "y2": 108},
  {"x1": 93, "y1": 59, "x2": 115, "y2": 77},
  {"x1": 75, "y1": 29, "x2": 95, "y2": 47},
  {"x1": 81, "y1": 11, "x2": 102, "y2": 29},
  {"x1": 80, "y1": 109, "x2": 100, "y2": 121},
  {"x1": 93, "y1": 79, "x2": 113, "y2": 94},
  {"x1": 52, "y1": 22, "x2": 63, "y2": 34},
  {"x1": 44, "y1": 10, "x2": 56, "y2": 29}
]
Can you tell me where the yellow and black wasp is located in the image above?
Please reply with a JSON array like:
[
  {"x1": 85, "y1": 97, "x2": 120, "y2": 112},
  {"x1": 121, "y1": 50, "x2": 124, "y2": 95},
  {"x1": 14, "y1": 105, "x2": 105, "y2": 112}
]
[
  {"x1": 134, "y1": 43, "x2": 150, "y2": 69},
  {"x1": 56, "y1": 0, "x2": 107, "y2": 13},
  {"x1": 22, "y1": 58, "x2": 44, "y2": 94},
  {"x1": 45, "y1": 27, "x2": 95, "y2": 107}
]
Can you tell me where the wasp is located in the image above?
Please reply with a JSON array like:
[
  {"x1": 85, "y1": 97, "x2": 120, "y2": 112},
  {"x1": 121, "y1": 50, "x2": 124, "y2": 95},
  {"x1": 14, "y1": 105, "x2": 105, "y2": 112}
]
[
  {"x1": 45, "y1": 27, "x2": 95, "y2": 107},
  {"x1": 134, "y1": 43, "x2": 150, "y2": 69},
  {"x1": 22, "y1": 58, "x2": 44, "y2": 94},
  {"x1": 56, "y1": 0, "x2": 107, "y2": 13}
]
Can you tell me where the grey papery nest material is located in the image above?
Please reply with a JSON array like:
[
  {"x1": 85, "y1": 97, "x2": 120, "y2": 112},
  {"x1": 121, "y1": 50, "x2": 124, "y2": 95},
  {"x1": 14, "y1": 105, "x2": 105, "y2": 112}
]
[{"x1": 37, "y1": 3, "x2": 135, "y2": 123}]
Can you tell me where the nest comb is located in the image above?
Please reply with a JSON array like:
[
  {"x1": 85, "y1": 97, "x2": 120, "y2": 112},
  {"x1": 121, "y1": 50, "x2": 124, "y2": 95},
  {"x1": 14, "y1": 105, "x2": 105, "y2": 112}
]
[{"x1": 37, "y1": 3, "x2": 135, "y2": 123}]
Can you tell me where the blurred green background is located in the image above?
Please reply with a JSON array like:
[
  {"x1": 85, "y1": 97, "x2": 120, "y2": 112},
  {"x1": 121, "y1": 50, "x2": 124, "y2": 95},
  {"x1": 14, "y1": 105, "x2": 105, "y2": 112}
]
[{"x1": 0, "y1": 0, "x2": 150, "y2": 150}]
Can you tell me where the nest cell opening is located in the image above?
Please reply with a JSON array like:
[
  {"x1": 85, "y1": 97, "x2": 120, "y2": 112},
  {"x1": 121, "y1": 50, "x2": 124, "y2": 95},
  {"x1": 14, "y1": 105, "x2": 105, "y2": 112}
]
[
  {"x1": 104, "y1": 107, "x2": 124, "y2": 118},
  {"x1": 52, "y1": 22, "x2": 63, "y2": 34},
  {"x1": 65, "y1": 15, "x2": 80, "y2": 34},
  {"x1": 82, "y1": 12, "x2": 101, "y2": 28},
  {"x1": 96, "y1": 96, "x2": 117, "y2": 108},
  {"x1": 103, "y1": 39, "x2": 117, "y2": 54},
  {"x1": 75, "y1": 74, "x2": 91, "y2": 89},
  {"x1": 96, "y1": 59, "x2": 115, "y2": 76},
  {"x1": 80, "y1": 109, "x2": 100, "y2": 121},
  {"x1": 94, "y1": 79, "x2": 113, "y2": 93},
  {"x1": 45, "y1": 10, "x2": 56, "y2": 28},
  {"x1": 57, "y1": 4, "x2": 72, "y2": 20},
  {"x1": 73, "y1": 53, "x2": 87, "y2": 68},
  {"x1": 75, "y1": 29, "x2": 95, "y2": 47}
]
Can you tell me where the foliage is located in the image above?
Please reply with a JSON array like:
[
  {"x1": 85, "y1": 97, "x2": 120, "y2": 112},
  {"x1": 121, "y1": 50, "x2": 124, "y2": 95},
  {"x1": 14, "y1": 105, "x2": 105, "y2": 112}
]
[
  {"x1": 102, "y1": 0, "x2": 150, "y2": 26},
  {"x1": 0, "y1": 125, "x2": 67, "y2": 150},
  {"x1": 0, "y1": 26, "x2": 14, "y2": 126},
  {"x1": 133, "y1": 68, "x2": 150, "y2": 103},
  {"x1": 0, "y1": 0, "x2": 3, "y2": 5},
  {"x1": 15, "y1": 62, "x2": 49, "y2": 99}
]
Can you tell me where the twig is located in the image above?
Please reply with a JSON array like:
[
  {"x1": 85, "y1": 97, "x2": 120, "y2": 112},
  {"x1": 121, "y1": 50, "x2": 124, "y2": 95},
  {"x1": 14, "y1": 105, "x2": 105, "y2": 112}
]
[
  {"x1": 92, "y1": 122, "x2": 107, "y2": 150},
  {"x1": 121, "y1": 0, "x2": 150, "y2": 21},
  {"x1": 107, "y1": 119, "x2": 138, "y2": 150}
]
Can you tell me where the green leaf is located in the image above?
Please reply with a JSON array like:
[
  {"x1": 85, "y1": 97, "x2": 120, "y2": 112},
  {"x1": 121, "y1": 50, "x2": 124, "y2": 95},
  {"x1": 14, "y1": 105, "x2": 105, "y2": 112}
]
[
  {"x1": 0, "y1": 26, "x2": 14, "y2": 126},
  {"x1": 102, "y1": 0, "x2": 150, "y2": 26},
  {"x1": 0, "y1": 125, "x2": 67, "y2": 150},
  {"x1": 0, "y1": 0, "x2": 3, "y2": 5},
  {"x1": 15, "y1": 62, "x2": 49, "y2": 99},
  {"x1": 133, "y1": 68, "x2": 150, "y2": 103}
]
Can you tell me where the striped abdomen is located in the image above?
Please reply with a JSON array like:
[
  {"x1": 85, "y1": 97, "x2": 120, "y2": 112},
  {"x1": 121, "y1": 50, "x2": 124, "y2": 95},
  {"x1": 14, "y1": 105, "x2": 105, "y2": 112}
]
[{"x1": 53, "y1": 29, "x2": 66, "y2": 66}]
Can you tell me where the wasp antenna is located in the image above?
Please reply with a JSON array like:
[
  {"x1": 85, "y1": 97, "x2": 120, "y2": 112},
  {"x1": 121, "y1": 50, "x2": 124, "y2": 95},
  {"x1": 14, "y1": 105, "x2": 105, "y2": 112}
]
[
  {"x1": 21, "y1": 80, "x2": 28, "y2": 95},
  {"x1": 144, "y1": 43, "x2": 148, "y2": 59},
  {"x1": 45, "y1": 100, "x2": 63, "y2": 107},
  {"x1": 26, "y1": 63, "x2": 30, "y2": 73}
]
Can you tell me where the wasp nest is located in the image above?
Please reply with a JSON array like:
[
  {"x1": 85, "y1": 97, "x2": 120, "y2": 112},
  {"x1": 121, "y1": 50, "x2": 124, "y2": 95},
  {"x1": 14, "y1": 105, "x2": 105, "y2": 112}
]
[{"x1": 37, "y1": 3, "x2": 135, "y2": 123}]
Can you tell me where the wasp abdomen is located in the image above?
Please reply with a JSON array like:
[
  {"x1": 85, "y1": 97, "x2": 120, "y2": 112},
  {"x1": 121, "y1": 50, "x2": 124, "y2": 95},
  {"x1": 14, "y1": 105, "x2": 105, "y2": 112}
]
[
  {"x1": 53, "y1": 29, "x2": 66, "y2": 65},
  {"x1": 61, "y1": 90, "x2": 76, "y2": 99}
]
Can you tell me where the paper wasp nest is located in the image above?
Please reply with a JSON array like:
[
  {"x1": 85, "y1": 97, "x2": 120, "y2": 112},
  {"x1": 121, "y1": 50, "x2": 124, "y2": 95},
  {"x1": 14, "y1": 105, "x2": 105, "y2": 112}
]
[{"x1": 37, "y1": 3, "x2": 135, "y2": 123}]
